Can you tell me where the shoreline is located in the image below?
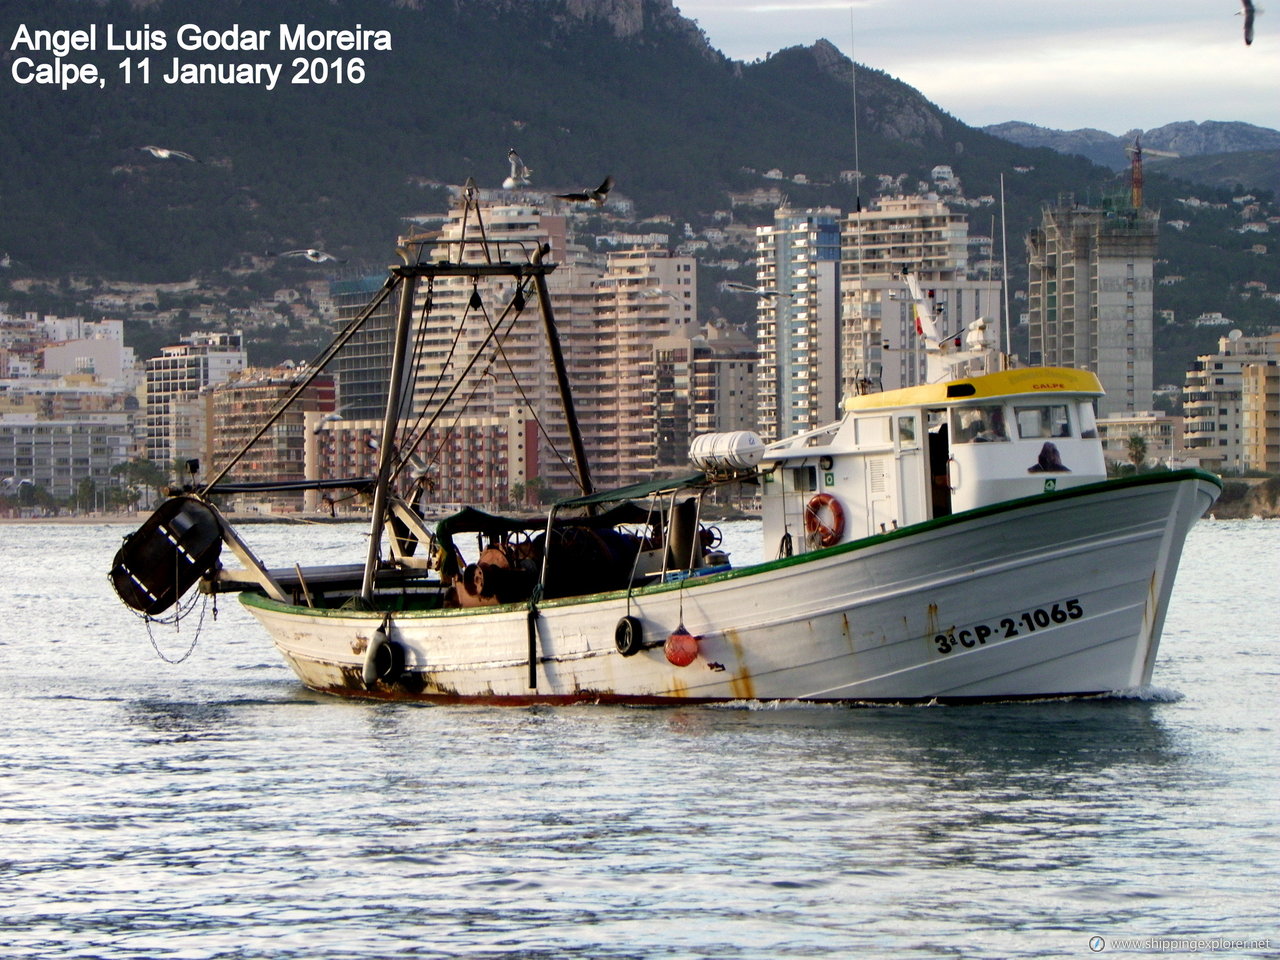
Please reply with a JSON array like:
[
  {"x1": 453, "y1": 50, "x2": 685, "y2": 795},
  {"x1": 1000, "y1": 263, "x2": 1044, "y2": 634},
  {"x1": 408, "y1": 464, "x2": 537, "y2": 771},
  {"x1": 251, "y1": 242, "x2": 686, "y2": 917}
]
[
  {"x1": 2, "y1": 506, "x2": 764, "y2": 525},
  {"x1": 0, "y1": 513, "x2": 369, "y2": 525}
]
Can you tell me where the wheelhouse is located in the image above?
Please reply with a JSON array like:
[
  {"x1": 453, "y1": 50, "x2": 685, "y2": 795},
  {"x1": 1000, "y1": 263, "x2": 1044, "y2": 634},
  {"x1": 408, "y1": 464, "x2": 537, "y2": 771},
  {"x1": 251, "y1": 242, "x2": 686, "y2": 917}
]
[{"x1": 760, "y1": 367, "x2": 1107, "y2": 554}]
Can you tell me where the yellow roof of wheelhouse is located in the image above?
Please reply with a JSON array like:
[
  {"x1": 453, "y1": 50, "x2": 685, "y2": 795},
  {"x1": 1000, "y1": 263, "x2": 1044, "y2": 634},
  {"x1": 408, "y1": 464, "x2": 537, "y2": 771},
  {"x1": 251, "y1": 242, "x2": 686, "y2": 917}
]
[{"x1": 842, "y1": 366, "x2": 1105, "y2": 412}]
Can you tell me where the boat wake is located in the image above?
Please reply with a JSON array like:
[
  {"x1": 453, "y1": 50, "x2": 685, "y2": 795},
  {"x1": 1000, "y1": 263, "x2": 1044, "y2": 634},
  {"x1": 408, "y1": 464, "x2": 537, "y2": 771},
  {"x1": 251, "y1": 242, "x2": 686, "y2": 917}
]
[{"x1": 1107, "y1": 685, "x2": 1185, "y2": 703}]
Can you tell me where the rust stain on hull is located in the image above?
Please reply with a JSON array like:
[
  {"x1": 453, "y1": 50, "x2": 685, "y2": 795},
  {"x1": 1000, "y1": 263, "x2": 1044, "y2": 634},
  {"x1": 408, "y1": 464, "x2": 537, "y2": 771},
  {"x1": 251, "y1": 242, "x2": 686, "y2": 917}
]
[
  {"x1": 720, "y1": 627, "x2": 755, "y2": 699},
  {"x1": 729, "y1": 670, "x2": 755, "y2": 700}
]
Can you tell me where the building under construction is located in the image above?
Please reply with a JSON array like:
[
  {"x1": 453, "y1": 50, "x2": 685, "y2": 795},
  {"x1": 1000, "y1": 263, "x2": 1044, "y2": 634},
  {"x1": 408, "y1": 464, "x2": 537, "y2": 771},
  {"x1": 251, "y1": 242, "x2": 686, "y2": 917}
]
[{"x1": 1026, "y1": 196, "x2": 1159, "y2": 417}]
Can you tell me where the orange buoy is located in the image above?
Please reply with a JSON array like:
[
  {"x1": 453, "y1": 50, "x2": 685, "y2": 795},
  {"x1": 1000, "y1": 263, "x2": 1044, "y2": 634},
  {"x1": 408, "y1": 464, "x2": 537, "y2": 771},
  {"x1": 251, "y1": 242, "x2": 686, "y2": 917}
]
[{"x1": 665, "y1": 628, "x2": 699, "y2": 667}]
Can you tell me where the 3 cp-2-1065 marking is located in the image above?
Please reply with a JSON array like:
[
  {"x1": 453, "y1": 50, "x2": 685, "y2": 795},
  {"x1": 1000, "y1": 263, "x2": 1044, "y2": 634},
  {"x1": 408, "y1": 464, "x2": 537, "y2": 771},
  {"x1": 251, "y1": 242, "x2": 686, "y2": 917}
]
[{"x1": 933, "y1": 599, "x2": 1085, "y2": 655}]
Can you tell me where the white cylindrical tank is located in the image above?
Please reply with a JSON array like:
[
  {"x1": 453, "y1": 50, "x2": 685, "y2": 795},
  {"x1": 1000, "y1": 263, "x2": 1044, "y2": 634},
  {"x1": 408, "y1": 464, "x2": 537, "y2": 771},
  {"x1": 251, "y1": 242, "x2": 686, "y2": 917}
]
[{"x1": 689, "y1": 431, "x2": 765, "y2": 472}]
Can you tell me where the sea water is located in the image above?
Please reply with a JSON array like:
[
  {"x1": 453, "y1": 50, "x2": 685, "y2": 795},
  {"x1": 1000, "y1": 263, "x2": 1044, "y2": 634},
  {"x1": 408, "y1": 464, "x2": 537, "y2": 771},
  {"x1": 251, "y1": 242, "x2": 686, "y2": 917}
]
[{"x1": 2, "y1": 519, "x2": 1277, "y2": 959}]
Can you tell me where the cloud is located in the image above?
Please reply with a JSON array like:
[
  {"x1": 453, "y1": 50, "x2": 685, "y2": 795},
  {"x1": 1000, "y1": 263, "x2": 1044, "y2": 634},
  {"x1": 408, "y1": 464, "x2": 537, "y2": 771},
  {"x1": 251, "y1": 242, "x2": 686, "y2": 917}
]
[{"x1": 677, "y1": 0, "x2": 1280, "y2": 132}]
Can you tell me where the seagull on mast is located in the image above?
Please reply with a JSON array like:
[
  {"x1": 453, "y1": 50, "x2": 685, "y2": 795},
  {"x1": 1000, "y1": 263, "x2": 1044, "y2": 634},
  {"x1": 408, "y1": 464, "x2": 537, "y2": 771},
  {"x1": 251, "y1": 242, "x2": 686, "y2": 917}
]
[
  {"x1": 503, "y1": 148, "x2": 532, "y2": 189},
  {"x1": 556, "y1": 175, "x2": 614, "y2": 206},
  {"x1": 139, "y1": 145, "x2": 199, "y2": 162},
  {"x1": 278, "y1": 249, "x2": 346, "y2": 263},
  {"x1": 1241, "y1": 0, "x2": 1259, "y2": 44}
]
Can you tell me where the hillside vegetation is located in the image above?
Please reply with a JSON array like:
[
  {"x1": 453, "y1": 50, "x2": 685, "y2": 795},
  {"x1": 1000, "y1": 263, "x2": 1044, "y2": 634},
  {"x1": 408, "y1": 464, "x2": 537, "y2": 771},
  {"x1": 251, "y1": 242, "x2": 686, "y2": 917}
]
[{"x1": 1, "y1": 0, "x2": 1276, "y2": 384}]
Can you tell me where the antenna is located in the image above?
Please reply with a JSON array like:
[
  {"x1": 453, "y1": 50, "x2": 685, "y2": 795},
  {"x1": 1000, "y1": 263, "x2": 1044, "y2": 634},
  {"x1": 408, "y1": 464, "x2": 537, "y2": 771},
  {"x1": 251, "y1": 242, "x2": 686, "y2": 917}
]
[
  {"x1": 1000, "y1": 172, "x2": 1011, "y2": 364},
  {"x1": 848, "y1": 6, "x2": 862, "y2": 213},
  {"x1": 844, "y1": 4, "x2": 873, "y2": 400}
]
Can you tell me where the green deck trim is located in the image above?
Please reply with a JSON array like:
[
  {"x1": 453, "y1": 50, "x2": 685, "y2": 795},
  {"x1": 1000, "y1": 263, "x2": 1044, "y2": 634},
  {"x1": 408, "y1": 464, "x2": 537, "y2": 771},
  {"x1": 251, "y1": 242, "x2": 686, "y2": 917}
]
[{"x1": 240, "y1": 468, "x2": 1220, "y2": 621}]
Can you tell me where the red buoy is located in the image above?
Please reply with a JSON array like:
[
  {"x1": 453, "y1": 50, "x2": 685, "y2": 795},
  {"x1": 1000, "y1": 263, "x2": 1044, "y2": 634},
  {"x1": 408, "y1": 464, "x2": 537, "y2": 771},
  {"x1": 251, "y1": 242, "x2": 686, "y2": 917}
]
[{"x1": 665, "y1": 628, "x2": 699, "y2": 667}]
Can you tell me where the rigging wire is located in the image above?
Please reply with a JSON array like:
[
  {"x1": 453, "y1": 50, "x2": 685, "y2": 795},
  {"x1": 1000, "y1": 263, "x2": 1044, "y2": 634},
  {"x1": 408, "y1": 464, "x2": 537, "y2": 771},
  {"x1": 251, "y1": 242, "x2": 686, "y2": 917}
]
[
  {"x1": 422, "y1": 292, "x2": 575, "y2": 485},
  {"x1": 471, "y1": 289, "x2": 576, "y2": 477},
  {"x1": 390, "y1": 275, "x2": 445, "y2": 482},
  {"x1": 199, "y1": 273, "x2": 402, "y2": 493},
  {"x1": 387, "y1": 276, "x2": 539, "y2": 488}
]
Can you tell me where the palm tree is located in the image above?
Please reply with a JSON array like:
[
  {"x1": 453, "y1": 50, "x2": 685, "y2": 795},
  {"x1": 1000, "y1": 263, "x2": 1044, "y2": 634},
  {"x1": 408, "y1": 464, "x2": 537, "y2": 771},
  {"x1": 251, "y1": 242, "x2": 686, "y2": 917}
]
[
  {"x1": 1127, "y1": 435, "x2": 1148, "y2": 472},
  {"x1": 111, "y1": 458, "x2": 171, "y2": 509}
]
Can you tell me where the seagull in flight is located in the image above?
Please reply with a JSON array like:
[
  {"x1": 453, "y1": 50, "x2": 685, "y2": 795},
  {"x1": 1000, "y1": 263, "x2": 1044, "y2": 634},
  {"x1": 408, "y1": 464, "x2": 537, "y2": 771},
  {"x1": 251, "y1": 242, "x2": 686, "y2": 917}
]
[
  {"x1": 140, "y1": 145, "x2": 199, "y2": 162},
  {"x1": 726, "y1": 281, "x2": 791, "y2": 299},
  {"x1": 1239, "y1": 0, "x2": 1258, "y2": 44},
  {"x1": 556, "y1": 175, "x2": 614, "y2": 206},
  {"x1": 278, "y1": 248, "x2": 346, "y2": 263},
  {"x1": 503, "y1": 148, "x2": 532, "y2": 189}
]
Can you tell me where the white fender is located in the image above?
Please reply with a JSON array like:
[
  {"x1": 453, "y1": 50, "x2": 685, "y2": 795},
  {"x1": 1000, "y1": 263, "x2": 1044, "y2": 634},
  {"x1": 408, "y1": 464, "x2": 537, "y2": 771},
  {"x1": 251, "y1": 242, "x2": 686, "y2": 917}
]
[{"x1": 362, "y1": 627, "x2": 388, "y2": 687}]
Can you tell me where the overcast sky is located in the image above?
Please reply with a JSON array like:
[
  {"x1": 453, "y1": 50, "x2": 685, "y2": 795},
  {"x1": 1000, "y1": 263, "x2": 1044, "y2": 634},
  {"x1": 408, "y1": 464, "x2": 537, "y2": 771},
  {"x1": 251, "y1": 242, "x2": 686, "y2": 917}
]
[{"x1": 675, "y1": 0, "x2": 1279, "y2": 134}]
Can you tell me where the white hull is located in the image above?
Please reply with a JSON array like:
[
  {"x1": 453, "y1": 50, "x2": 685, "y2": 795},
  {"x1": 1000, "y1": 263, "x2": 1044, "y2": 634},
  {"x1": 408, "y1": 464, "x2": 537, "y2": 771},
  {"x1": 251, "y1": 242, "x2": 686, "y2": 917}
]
[{"x1": 243, "y1": 472, "x2": 1218, "y2": 704}]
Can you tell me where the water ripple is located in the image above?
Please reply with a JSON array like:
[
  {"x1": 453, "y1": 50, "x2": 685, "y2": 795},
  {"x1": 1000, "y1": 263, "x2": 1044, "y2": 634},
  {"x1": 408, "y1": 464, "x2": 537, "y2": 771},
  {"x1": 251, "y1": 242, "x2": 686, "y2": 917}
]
[{"x1": 1, "y1": 520, "x2": 1277, "y2": 958}]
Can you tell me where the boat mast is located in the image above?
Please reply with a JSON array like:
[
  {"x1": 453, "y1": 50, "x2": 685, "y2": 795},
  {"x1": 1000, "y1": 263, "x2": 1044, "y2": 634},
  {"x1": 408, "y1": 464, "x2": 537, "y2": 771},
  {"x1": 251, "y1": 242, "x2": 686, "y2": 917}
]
[
  {"x1": 361, "y1": 264, "x2": 420, "y2": 603},
  {"x1": 358, "y1": 238, "x2": 573, "y2": 599}
]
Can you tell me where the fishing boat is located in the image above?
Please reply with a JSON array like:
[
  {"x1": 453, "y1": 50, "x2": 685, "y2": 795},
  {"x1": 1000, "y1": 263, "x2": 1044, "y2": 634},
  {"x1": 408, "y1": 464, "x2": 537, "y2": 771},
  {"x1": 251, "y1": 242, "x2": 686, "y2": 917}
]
[{"x1": 109, "y1": 194, "x2": 1220, "y2": 704}]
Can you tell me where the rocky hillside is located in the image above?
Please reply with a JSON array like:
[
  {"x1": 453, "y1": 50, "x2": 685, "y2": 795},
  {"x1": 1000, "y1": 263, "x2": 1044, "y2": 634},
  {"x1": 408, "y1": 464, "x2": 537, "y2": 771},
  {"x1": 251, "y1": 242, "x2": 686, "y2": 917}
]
[
  {"x1": 1206, "y1": 477, "x2": 1280, "y2": 519},
  {"x1": 0, "y1": 0, "x2": 1108, "y2": 284},
  {"x1": 984, "y1": 119, "x2": 1280, "y2": 170}
]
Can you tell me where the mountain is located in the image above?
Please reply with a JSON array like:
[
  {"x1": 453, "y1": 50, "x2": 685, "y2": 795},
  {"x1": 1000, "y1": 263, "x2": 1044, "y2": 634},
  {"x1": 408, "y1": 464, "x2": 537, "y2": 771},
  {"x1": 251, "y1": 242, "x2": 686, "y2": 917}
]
[
  {"x1": 1, "y1": 0, "x2": 1276, "y2": 386},
  {"x1": 983, "y1": 122, "x2": 1133, "y2": 169},
  {"x1": 1155, "y1": 150, "x2": 1280, "y2": 196},
  {"x1": 0, "y1": 0, "x2": 1107, "y2": 283},
  {"x1": 984, "y1": 120, "x2": 1280, "y2": 194},
  {"x1": 985, "y1": 120, "x2": 1280, "y2": 169}
]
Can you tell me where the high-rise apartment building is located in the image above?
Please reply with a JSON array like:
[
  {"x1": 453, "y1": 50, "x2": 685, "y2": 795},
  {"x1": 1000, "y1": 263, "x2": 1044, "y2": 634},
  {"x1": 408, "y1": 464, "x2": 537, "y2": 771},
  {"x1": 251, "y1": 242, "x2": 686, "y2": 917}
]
[
  {"x1": 1184, "y1": 331, "x2": 1280, "y2": 474},
  {"x1": 840, "y1": 195, "x2": 999, "y2": 394},
  {"x1": 401, "y1": 200, "x2": 601, "y2": 499},
  {"x1": 330, "y1": 275, "x2": 397, "y2": 421},
  {"x1": 0, "y1": 415, "x2": 133, "y2": 501},
  {"x1": 755, "y1": 207, "x2": 841, "y2": 442},
  {"x1": 321, "y1": 197, "x2": 705, "y2": 504},
  {"x1": 586, "y1": 247, "x2": 697, "y2": 488},
  {"x1": 1242, "y1": 358, "x2": 1280, "y2": 474},
  {"x1": 1026, "y1": 198, "x2": 1158, "y2": 416},
  {"x1": 647, "y1": 321, "x2": 756, "y2": 471},
  {"x1": 207, "y1": 367, "x2": 335, "y2": 511},
  {"x1": 144, "y1": 331, "x2": 246, "y2": 467}
]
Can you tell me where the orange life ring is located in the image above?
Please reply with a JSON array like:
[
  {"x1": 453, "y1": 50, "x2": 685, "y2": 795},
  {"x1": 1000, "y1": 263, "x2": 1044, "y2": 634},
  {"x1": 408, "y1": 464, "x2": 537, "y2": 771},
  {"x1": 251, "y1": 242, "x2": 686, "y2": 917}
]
[{"x1": 804, "y1": 493, "x2": 845, "y2": 547}]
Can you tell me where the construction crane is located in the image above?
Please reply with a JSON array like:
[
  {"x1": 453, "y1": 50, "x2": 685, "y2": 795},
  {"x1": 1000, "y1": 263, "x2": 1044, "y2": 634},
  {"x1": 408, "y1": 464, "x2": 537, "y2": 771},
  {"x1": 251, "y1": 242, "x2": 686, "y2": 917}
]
[{"x1": 1125, "y1": 137, "x2": 1180, "y2": 209}]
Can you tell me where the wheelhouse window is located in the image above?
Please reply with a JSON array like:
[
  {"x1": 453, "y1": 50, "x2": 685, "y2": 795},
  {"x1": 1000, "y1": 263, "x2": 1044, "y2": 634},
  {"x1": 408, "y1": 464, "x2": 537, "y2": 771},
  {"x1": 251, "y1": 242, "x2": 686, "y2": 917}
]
[
  {"x1": 1078, "y1": 403, "x2": 1098, "y2": 439},
  {"x1": 1014, "y1": 404, "x2": 1072, "y2": 439},
  {"x1": 790, "y1": 465, "x2": 818, "y2": 493},
  {"x1": 897, "y1": 414, "x2": 918, "y2": 449},
  {"x1": 952, "y1": 404, "x2": 1009, "y2": 443}
]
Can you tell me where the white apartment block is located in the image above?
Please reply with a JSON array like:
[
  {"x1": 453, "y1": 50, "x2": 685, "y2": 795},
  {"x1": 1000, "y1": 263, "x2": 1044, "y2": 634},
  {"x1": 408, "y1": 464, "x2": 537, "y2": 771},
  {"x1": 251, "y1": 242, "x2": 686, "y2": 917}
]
[
  {"x1": 144, "y1": 331, "x2": 246, "y2": 467},
  {"x1": 755, "y1": 207, "x2": 842, "y2": 443},
  {"x1": 40, "y1": 319, "x2": 140, "y2": 390},
  {"x1": 0, "y1": 413, "x2": 134, "y2": 501},
  {"x1": 1096, "y1": 411, "x2": 1184, "y2": 467},
  {"x1": 840, "y1": 195, "x2": 1000, "y2": 394},
  {"x1": 1184, "y1": 332, "x2": 1280, "y2": 474}
]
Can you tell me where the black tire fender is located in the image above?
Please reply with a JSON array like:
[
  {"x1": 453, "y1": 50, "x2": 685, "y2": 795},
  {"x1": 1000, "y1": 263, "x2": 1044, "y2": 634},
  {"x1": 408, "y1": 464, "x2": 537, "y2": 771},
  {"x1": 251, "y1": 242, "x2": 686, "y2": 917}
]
[
  {"x1": 374, "y1": 638, "x2": 406, "y2": 682},
  {"x1": 615, "y1": 616, "x2": 644, "y2": 656}
]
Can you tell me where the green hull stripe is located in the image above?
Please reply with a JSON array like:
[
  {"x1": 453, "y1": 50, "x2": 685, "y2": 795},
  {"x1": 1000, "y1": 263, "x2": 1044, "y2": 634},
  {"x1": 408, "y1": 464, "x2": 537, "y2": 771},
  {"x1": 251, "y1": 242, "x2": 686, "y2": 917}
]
[{"x1": 241, "y1": 468, "x2": 1220, "y2": 621}]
